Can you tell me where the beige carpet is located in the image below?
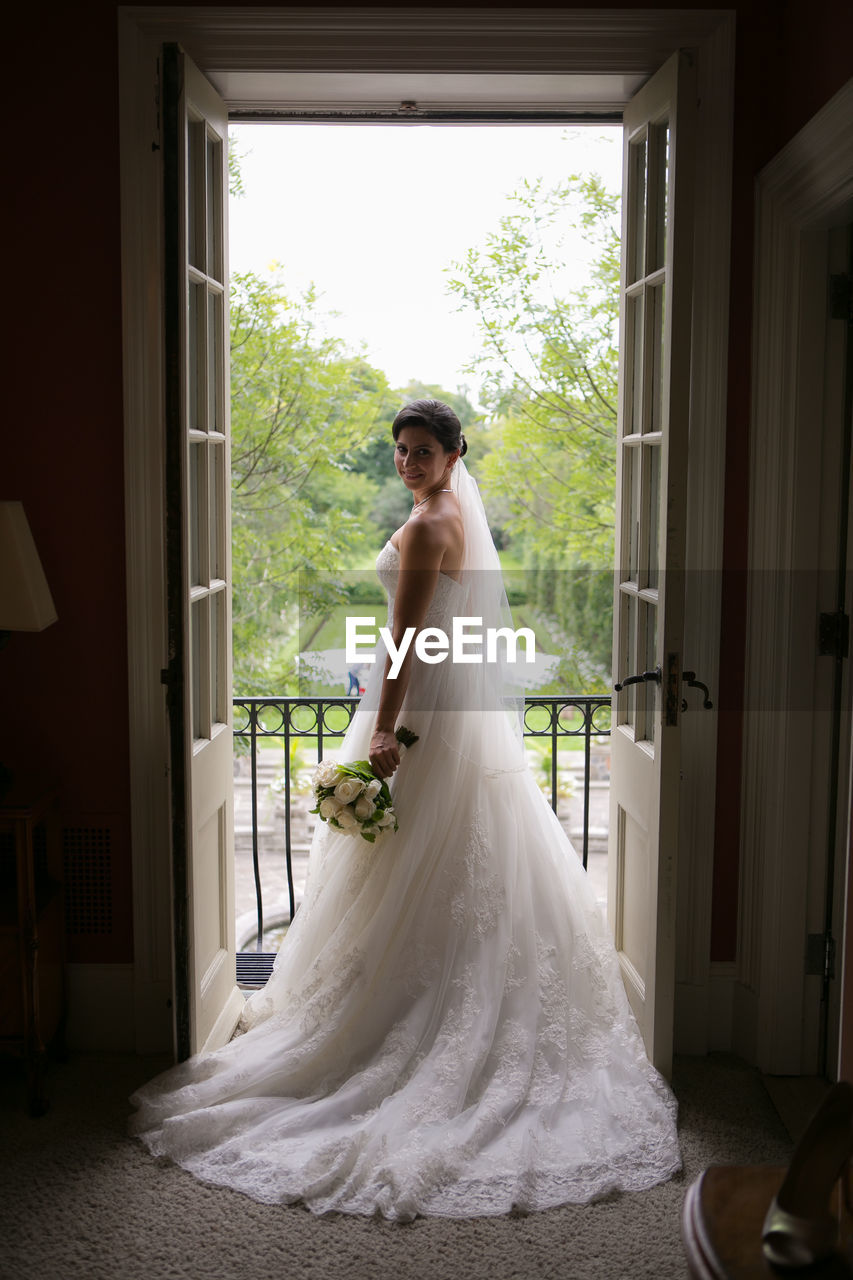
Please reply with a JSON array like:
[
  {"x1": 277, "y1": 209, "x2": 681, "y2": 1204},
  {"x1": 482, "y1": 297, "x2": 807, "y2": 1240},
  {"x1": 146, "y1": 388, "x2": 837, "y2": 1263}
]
[{"x1": 0, "y1": 1051, "x2": 793, "y2": 1280}]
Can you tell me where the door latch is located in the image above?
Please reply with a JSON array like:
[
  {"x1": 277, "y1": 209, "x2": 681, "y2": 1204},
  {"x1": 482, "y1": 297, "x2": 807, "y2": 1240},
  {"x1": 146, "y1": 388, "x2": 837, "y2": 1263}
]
[{"x1": 681, "y1": 670, "x2": 714, "y2": 710}]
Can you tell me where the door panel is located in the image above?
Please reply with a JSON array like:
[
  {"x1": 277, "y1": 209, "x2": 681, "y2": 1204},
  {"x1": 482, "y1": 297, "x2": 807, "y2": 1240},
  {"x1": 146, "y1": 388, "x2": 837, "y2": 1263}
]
[
  {"x1": 608, "y1": 50, "x2": 696, "y2": 1077},
  {"x1": 164, "y1": 44, "x2": 242, "y2": 1058}
]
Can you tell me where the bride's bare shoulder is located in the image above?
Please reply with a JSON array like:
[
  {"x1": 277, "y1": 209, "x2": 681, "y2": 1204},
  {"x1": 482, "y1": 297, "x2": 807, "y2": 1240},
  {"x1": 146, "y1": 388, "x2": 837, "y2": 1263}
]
[{"x1": 399, "y1": 500, "x2": 463, "y2": 568}]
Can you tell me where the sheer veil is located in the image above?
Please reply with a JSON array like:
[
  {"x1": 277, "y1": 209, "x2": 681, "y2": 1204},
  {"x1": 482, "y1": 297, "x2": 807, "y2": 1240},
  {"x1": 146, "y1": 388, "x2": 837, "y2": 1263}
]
[
  {"x1": 351, "y1": 457, "x2": 528, "y2": 776},
  {"x1": 446, "y1": 457, "x2": 527, "y2": 769}
]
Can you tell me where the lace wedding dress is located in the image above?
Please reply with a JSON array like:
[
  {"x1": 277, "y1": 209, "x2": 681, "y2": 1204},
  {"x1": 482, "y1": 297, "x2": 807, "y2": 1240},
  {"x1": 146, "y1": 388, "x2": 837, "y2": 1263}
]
[{"x1": 130, "y1": 494, "x2": 680, "y2": 1220}]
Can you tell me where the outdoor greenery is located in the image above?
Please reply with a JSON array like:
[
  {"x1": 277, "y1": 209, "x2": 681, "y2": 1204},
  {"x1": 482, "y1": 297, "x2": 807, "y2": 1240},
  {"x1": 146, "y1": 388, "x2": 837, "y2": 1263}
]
[
  {"x1": 447, "y1": 172, "x2": 619, "y2": 690},
  {"x1": 230, "y1": 269, "x2": 396, "y2": 692},
  {"x1": 229, "y1": 148, "x2": 619, "y2": 697}
]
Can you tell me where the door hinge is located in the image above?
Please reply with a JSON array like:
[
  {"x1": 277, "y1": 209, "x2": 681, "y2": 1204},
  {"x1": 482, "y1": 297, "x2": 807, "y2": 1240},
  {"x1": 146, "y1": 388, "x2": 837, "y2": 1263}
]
[
  {"x1": 818, "y1": 610, "x2": 850, "y2": 658},
  {"x1": 152, "y1": 55, "x2": 162, "y2": 152},
  {"x1": 806, "y1": 932, "x2": 836, "y2": 980},
  {"x1": 829, "y1": 273, "x2": 853, "y2": 322},
  {"x1": 664, "y1": 652, "x2": 681, "y2": 726}
]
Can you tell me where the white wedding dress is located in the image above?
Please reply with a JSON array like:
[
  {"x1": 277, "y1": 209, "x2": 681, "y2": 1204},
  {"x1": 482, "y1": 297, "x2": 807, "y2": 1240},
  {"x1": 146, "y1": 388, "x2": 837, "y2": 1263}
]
[{"x1": 130, "y1": 528, "x2": 680, "y2": 1220}]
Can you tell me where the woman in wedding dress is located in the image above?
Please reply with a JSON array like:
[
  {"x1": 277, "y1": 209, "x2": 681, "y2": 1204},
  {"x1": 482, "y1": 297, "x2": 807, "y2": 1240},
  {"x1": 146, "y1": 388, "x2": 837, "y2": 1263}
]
[{"x1": 130, "y1": 399, "x2": 680, "y2": 1220}]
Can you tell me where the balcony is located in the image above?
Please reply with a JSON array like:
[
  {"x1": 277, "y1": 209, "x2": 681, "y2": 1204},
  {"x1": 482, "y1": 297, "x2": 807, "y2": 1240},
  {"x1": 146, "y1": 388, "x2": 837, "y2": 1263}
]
[{"x1": 233, "y1": 694, "x2": 611, "y2": 987}]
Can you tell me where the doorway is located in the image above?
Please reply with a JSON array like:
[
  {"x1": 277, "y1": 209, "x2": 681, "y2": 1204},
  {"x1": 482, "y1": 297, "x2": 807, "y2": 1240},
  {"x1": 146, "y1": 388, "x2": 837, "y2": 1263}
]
[
  {"x1": 118, "y1": 7, "x2": 734, "y2": 1060},
  {"x1": 227, "y1": 121, "x2": 622, "y2": 957},
  {"x1": 739, "y1": 81, "x2": 853, "y2": 1080}
]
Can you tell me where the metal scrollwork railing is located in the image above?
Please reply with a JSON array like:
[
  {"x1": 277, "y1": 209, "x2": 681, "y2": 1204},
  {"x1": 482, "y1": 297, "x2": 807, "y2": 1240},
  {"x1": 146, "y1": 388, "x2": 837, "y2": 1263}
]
[{"x1": 233, "y1": 694, "x2": 611, "y2": 982}]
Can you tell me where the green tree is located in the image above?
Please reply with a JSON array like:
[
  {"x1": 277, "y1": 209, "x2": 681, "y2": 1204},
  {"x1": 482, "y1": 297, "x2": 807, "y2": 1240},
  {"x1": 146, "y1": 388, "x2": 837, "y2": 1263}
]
[
  {"x1": 229, "y1": 269, "x2": 396, "y2": 693},
  {"x1": 447, "y1": 170, "x2": 619, "y2": 688}
]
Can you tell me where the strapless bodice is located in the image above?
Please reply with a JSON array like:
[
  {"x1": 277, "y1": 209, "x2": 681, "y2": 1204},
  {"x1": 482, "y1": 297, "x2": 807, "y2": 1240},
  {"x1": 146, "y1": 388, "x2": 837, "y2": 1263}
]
[{"x1": 375, "y1": 540, "x2": 467, "y2": 628}]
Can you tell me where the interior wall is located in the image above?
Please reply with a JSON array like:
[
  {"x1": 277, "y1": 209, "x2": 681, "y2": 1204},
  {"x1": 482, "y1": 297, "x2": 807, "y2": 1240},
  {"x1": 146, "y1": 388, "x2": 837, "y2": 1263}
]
[
  {"x1": 5, "y1": 0, "x2": 132, "y2": 964},
  {"x1": 3, "y1": 1, "x2": 851, "y2": 980}
]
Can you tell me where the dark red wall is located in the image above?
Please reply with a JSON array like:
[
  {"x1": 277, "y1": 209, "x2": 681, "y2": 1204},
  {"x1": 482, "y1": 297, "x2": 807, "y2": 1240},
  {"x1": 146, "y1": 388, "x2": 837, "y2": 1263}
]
[
  {"x1": 4, "y1": 1, "x2": 851, "y2": 967},
  {"x1": 6, "y1": 3, "x2": 131, "y2": 961}
]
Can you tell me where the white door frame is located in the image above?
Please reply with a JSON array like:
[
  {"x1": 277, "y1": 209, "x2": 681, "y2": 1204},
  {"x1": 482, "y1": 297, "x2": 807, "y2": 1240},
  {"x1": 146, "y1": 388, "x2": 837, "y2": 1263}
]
[
  {"x1": 118, "y1": 5, "x2": 734, "y2": 1056},
  {"x1": 737, "y1": 78, "x2": 853, "y2": 1076}
]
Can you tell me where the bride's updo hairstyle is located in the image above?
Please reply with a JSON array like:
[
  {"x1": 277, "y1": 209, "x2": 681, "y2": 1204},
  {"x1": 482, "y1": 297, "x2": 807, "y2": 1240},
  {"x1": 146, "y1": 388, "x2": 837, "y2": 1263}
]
[{"x1": 392, "y1": 399, "x2": 468, "y2": 458}]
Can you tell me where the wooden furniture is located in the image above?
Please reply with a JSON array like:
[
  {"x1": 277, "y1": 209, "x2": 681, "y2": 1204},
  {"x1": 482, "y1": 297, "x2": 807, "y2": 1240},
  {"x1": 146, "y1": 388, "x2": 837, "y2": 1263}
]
[
  {"x1": 682, "y1": 1165, "x2": 852, "y2": 1279},
  {"x1": 0, "y1": 782, "x2": 65, "y2": 1114}
]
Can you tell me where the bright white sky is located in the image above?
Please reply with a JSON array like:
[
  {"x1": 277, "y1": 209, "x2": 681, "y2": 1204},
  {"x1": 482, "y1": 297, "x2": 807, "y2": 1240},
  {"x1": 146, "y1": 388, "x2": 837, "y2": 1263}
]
[{"x1": 229, "y1": 124, "x2": 622, "y2": 398}]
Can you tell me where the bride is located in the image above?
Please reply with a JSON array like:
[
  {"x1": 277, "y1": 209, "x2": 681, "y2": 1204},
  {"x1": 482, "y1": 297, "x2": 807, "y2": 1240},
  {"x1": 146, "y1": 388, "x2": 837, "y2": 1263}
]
[{"x1": 130, "y1": 398, "x2": 680, "y2": 1220}]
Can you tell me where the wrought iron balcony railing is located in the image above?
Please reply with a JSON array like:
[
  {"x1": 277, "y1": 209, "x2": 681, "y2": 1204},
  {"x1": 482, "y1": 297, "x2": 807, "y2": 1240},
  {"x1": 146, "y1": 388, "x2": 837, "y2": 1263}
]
[{"x1": 233, "y1": 694, "x2": 610, "y2": 986}]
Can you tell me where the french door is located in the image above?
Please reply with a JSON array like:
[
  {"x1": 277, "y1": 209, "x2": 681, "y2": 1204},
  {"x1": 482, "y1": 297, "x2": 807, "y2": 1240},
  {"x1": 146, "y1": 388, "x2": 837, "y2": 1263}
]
[
  {"x1": 163, "y1": 45, "x2": 242, "y2": 1058},
  {"x1": 608, "y1": 51, "x2": 696, "y2": 1078},
  {"x1": 155, "y1": 42, "x2": 702, "y2": 1069}
]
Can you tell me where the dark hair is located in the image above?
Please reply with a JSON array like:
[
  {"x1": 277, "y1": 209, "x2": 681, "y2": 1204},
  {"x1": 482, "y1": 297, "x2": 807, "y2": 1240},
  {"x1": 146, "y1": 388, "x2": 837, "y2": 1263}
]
[{"x1": 391, "y1": 399, "x2": 468, "y2": 457}]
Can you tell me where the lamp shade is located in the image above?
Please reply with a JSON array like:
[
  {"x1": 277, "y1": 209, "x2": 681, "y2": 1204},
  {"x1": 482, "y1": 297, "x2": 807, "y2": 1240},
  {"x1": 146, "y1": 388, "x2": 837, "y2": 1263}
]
[{"x1": 0, "y1": 501, "x2": 58, "y2": 631}]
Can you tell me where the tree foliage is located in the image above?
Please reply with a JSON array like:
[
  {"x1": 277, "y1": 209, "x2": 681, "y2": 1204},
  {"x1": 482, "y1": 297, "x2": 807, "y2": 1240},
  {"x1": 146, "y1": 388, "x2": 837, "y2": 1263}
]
[
  {"x1": 447, "y1": 171, "x2": 619, "y2": 686},
  {"x1": 230, "y1": 270, "x2": 397, "y2": 693},
  {"x1": 227, "y1": 145, "x2": 619, "y2": 697},
  {"x1": 228, "y1": 270, "x2": 481, "y2": 695}
]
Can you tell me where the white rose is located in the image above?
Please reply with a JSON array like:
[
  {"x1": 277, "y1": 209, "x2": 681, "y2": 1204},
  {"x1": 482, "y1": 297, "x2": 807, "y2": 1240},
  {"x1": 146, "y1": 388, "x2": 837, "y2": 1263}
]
[
  {"x1": 364, "y1": 778, "x2": 382, "y2": 800},
  {"x1": 354, "y1": 795, "x2": 375, "y2": 821},
  {"x1": 318, "y1": 796, "x2": 342, "y2": 820},
  {"x1": 334, "y1": 777, "x2": 365, "y2": 804},
  {"x1": 334, "y1": 806, "x2": 358, "y2": 830},
  {"x1": 377, "y1": 807, "x2": 396, "y2": 827},
  {"x1": 315, "y1": 759, "x2": 342, "y2": 788}
]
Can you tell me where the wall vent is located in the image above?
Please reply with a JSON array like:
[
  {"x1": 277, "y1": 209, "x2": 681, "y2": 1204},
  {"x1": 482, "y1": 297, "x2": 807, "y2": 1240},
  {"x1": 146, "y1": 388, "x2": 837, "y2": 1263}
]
[{"x1": 62, "y1": 826, "x2": 113, "y2": 935}]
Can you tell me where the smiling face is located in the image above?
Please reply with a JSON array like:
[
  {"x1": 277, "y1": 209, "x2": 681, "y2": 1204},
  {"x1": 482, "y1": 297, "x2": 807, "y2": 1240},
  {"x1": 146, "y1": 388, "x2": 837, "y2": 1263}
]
[{"x1": 393, "y1": 425, "x2": 457, "y2": 498}]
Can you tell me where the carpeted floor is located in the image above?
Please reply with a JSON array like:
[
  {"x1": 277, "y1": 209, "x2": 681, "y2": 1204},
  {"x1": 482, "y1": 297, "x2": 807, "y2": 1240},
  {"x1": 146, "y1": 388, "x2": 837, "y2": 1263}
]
[{"x1": 0, "y1": 1051, "x2": 792, "y2": 1280}]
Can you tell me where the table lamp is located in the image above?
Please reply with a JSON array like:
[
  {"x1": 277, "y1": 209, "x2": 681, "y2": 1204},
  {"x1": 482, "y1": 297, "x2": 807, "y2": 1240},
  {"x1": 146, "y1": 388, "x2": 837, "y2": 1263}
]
[{"x1": 0, "y1": 502, "x2": 57, "y2": 795}]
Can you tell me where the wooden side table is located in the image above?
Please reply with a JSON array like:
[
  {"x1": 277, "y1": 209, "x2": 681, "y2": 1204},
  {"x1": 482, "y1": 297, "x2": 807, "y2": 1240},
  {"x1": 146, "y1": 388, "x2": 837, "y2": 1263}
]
[{"x1": 0, "y1": 782, "x2": 66, "y2": 1114}]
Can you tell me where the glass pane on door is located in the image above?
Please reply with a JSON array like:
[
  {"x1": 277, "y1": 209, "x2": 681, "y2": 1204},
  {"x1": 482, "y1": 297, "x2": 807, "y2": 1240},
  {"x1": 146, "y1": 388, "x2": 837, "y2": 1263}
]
[
  {"x1": 649, "y1": 284, "x2": 666, "y2": 434},
  {"x1": 190, "y1": 442, "x2": 203, "y2": 587},
  {"x1": 628, "y1": 133, "x2": 648, "y2": 283},
  {"x1": 209, "y1": 442, "x2": 224, "y2": 581},
  {"x1": 188, "y1": 282, "x2": 204, "y2": 432},
  {"x1": 211, "y1": 588, "x2": 225, "y2": 726},
  {"x1": 628, "y1": 294, "x2": 645, "y2": 434},
  {"x1": 646, "y1": 445, "x2": 661, "y2": 590},
  {"x1": 206, "y1": 132, "x2": 223, "y2": 282},
  {"x1": 618, "y1": 591, "x2": 639, "y2": 730},
  {"x1": 208, "y1": 290, "x2": 223, "y2": 434},
  {"x1": 640, "y1": 602, "x2": 658, "y2": 743},
  {"x1": 188, "y1": 119, "x2": 204, "y2": 272},
  {"x1": 651, "y1": 122, "x2": 670, "y2": 273}
]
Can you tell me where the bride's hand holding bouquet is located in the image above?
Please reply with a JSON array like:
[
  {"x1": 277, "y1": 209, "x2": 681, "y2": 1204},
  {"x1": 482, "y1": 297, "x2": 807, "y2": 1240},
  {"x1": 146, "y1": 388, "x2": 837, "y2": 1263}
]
[{"x1": 311, "y1": 726, "x2": 418, "y2": 843}]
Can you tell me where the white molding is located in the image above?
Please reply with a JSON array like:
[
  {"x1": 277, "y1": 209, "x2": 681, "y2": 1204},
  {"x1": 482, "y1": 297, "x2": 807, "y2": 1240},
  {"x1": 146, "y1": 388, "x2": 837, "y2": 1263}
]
[
  {"x1": 740, "y1": 78, "x2": 853, "y2": 1073},
  {"x1": 731, "y1": 970, "x2": 758, "y2": 1064},
  {"x1": 674, "y1": 16, "x2": 734, "y2": 1050},
  {"x1": 119, "y1": 5, "x2": 735, "y2": 1058},
  {"x1": 120, "y1": 6, "x2": 730, "y2": 76},
  {"x1": 119, "y1": 10, "x2": 176, "y2": 1056},
  {"x1": 706, "y1": 960, "x2": 736, "y2": 1052}
]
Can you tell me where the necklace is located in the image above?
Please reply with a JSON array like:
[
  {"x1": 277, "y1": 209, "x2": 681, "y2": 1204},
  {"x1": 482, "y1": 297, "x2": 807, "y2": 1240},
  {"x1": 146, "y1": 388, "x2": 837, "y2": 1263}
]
[{"x1": 412, "y1": 487, "x2": 452, "y2": 512}]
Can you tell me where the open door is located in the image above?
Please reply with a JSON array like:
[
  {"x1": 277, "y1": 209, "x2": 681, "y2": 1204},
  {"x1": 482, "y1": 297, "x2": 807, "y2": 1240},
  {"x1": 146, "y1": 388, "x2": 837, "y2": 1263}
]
[
  {"x1": 163, "y1": 44, "x2": 243, "y2": 1059},
  {"x1": 608, "y1": 51, "x2": 696, "y2": 1078}
]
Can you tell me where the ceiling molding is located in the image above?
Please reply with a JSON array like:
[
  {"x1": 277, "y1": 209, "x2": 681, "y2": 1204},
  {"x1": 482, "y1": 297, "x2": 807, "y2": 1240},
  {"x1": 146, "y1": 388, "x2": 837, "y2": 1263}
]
[{"x1": 122, "y1": 6, "x2": 729, "y2": 78}]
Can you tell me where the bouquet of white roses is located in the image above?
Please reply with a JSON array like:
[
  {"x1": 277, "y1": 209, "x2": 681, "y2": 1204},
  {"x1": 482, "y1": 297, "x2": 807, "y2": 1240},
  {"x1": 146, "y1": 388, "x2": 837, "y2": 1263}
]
[{"x1": 310, "y1": 726, "x2": 418, "y2": 843}]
